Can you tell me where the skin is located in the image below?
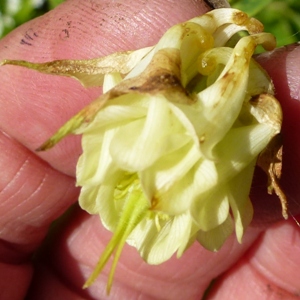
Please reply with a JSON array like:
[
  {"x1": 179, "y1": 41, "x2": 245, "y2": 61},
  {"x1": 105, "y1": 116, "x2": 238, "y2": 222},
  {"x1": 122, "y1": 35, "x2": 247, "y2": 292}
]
[{"x1": 0, "y1": 0, "x2": 300, "y2": 299}]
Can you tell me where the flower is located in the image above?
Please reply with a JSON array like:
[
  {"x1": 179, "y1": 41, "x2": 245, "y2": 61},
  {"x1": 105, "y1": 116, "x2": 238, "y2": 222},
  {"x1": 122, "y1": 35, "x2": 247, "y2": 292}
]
[{"x1": 1, "y1": 8, "x2": 285, "y2": 294}]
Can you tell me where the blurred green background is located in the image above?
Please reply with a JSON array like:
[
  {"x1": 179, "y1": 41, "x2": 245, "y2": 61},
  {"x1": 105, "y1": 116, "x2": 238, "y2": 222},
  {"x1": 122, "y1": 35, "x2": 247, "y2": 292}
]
[{"x1": 0, "y1": 0, "x2": 299, "y2": 46}]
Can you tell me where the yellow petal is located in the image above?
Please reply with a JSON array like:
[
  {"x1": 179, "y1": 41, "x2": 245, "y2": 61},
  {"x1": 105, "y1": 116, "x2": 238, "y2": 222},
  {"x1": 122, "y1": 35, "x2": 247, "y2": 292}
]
[{"x1": 196, "y1": 215, "x2": 234, "y2": 251}]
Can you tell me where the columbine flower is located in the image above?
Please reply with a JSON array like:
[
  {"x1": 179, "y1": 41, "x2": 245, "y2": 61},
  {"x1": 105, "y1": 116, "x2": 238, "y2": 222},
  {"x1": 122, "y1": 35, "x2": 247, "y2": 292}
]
[{"x1": 1, "y1": 8, "x2": 286, "y2": 293}]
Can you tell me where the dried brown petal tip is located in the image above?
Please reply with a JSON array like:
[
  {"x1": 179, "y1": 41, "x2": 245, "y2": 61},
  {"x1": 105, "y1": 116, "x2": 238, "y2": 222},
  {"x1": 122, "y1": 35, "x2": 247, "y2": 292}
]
[{"x1": 257, "y1": 133, "x2": 288, "y2": 220}]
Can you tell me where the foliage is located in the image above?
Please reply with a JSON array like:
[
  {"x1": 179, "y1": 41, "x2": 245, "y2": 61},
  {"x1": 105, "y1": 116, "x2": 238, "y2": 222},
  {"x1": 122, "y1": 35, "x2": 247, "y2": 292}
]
[
  {"x1": 229, "y1": 0, "x2": 300, "y2": 46},
  {"x1": 0, "y1": 0, "x2": 64, "y2": 37}
]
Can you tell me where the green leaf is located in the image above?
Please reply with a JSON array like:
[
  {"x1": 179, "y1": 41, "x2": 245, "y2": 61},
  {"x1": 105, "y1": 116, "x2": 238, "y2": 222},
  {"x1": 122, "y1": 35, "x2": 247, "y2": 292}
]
[{"x1": 230, "y1": 0, "x2": 273, "y2": 16}]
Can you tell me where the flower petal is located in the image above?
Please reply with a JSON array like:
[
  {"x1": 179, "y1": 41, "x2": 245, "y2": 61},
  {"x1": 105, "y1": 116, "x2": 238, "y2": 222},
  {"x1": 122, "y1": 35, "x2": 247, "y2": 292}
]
[
  {"x1": 129, "y1": 212, "x2": 193, "y2": 264},
  {"x1": 196, "y1": 215, "x2": 234, "y2": 251},
  {"x1": 103, "y1": 72, "x2": 123, "y2": 93},
  {"x1": 140, "y1": 142, "x2": 200, "y2": 200},
  {"x1": 228, "y1": 161, "x2": 255, "y2": 243},
  {"x1": 150, "y1": 165, "x2": 196, "y2": 215},
  {"x1": 110, "y1": 94, "x2": 196, "y2": 171},
  {"x1": 1, "y1": 46, "x2": 153, "y2": 87},
  {"x1": 192, "y1": 185, "x2": 230, "y2": 231},
  {"x1": 214, "y1": 123, "x2": 277, "y2": 181}
]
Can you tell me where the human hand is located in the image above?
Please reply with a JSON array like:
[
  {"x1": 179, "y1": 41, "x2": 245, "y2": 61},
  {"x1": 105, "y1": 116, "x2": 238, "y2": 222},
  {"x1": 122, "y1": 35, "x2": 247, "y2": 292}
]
[{"x1": 0, "y1": 1, "x2": 300, "y2": 299}]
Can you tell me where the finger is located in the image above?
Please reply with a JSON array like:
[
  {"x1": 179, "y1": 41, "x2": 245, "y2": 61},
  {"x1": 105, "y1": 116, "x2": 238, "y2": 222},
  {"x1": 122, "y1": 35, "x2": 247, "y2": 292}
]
[
  {"x1": 251, "y1": 44, "x2": 300, "y2": 225},
  {"x1": 0, "y1": 0, "x2": 211, "y2": 176},
  {"x1": 0, "y1": 130, "x2": 78, "y2": 257},
  {"x1": 29, "y1": 207, "x2": 261, "y2": 300},
  {"x1": 206, "y1": 219, "x2": 300, "y2": 299}
]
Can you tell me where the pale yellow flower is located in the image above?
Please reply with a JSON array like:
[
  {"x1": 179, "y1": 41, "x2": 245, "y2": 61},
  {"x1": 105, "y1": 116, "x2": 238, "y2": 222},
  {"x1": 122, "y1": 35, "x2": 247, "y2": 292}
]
[{"x1": 1, "y1": 8, "x2": 285, "y2": 294}]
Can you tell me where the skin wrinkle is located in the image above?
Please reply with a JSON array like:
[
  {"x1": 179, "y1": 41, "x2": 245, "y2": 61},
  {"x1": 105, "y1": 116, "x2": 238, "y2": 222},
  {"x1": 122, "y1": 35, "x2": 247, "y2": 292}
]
[
  {"x1": 290, "y1": 223, "x2": 300, "y2": 246},
  {"x1": 246, "y1": 221, "x2": 299, "y2": 294},
  {"x1": 123, "y1": 261, "x2": 185, "y2": 298},
  {"x1": 0, "y1": 156, "x2": 30, "y2": 203},
  {"x1": 114, "y1": 266, "x2": 159, "y2": 300},
  {"x1": 0, "y1": 70, "x2": 99, "y2": 176},
  {"x1": 2, "y1": 172, "x2": 62, "y2": 241},
  {"x1": 245, "y1": 246, "x2": 280, "y2": 293},
  {"x1": 0, "y1": 135, "x2": 78, "y2": 256},
  {"x1": 61, "y1": 213, "x2": 206, "y2": 299},
  {"x1": 248, "y1": 255, "x2": 298, "y2": 299},
  {"x1": 23, "y1": 173, "x2": 48, "y2": 206},
  {"x1": 32, "y1": 180, "x2": 77, "y2": 226},
  {"x1": 130, "y1": 270, "x2": 193, "y2": 300},
  {"x1": 1, "y1": 160, "x2": 47, "y2": 221},
  {"x1": 18, "y1": 174, "x2": 57, "y2": 224},
  {"x1": 71, "y1": 1, "x2": 147, "y2": 52},
  {"x1": 21, "y1": 3, "x2": 112, "y2": 60},
  {"x1": 109, "y1": 253, "x2": 193, "y2": 299},
  {"x1": 249, "y1": 260, "x2": 284, "y2": 299},
  {"x1": 208, "y1": 233, "x2": 299, "y2": 300}
]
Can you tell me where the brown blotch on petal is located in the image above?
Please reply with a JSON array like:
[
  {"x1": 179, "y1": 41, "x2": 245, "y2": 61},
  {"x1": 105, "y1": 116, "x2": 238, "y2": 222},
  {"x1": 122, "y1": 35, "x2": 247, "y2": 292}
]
[
  {"x1": 250, "y1": 93, "x2": 282, "y2": 133},
  {"x1": 232, "y1": 11, "x2": 249, "y2": 25},
  {"x1": 113, "y1": 48, "x2": 194, "y2": 104},
  {"x1": 131, "y1": 73, "x2": 182, "y2": 93}
]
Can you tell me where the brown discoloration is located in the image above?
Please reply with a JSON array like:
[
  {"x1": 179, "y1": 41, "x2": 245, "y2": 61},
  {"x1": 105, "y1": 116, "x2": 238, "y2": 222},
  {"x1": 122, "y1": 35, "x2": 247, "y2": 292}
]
[
  {"x1": 218, "y1": 71, "x2": 236, "y2": 103},
  {"x1": 110, "y1": 48, "x2": 182, "y2": 94},
  {"x1": 180, "y1": 22, "x2": 200, "y2": 38},
  {"x1": 252, "y1": 93, "x2": 286, "y2": 219},
  {"x1": 246, "y1": 18, "x2": 264, "y2": 35},
  {"x1": 150, "y1": 197, "x2": 159, "y2": 210},
  {"x1": 232, "y1": 11, "x2": 248, "y2": 25},
  {"x1": 131, "y1": 73, "x2": 182, "y2": 93},
  {"x1": 257, "y1": 134, "x2": 288, "y2": 219},
  {"x1": 36, "y1": 48, "x2": 193, "y2": 150},
  {"x1": 250, "y1": 93, "x2": 282, "y2": 133}
]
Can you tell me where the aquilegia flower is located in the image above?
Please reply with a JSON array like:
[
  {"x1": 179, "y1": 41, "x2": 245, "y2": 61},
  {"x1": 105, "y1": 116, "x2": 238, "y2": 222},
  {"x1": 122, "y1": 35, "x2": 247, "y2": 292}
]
[{"x1": 1, "y1": 8, "x2": 286, "y2": 293}]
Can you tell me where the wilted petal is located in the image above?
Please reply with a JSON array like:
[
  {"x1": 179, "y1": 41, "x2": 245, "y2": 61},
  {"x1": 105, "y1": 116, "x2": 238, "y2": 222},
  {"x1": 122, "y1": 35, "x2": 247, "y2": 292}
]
[{"x1": 1, "y1": 46, "x2": 153, "y2": 87}]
